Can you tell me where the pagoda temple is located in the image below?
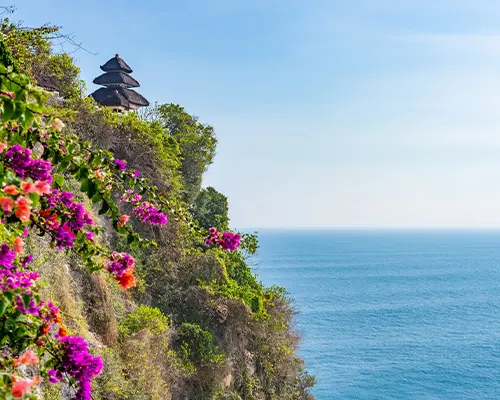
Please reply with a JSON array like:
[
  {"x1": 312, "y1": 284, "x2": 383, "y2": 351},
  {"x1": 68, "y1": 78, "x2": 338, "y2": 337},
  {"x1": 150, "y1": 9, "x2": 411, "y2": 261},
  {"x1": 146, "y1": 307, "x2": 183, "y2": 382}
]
[{"x1": 89, "y1": 54, "x2": 149, "y2": 112}]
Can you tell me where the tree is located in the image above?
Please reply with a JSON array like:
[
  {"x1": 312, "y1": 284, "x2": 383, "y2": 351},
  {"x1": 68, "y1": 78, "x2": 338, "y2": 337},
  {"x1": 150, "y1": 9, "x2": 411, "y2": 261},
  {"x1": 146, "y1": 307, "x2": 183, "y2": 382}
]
[
  {"x1": 0, "y1": 15, "x2": 84, "y2": 98},
  {"x1": 155, "y1": 104, "x2": 217, "y2": 204},
  {"x1": 191, "y1": 186, "x2": 229, "y2": 230}
]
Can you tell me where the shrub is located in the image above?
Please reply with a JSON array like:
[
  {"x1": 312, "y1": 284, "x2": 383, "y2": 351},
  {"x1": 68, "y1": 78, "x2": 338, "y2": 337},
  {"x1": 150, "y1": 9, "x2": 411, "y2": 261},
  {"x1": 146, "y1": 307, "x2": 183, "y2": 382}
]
[{"x1": 178, "y1": 322, "x2": 224, "y2": 366}]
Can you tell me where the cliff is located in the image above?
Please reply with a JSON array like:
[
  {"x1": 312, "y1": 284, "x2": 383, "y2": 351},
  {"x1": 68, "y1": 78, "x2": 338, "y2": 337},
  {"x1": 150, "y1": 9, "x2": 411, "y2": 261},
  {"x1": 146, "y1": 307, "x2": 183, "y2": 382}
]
[{"x1": 0, "y1": 15, "x2": 315, "y2": 400}]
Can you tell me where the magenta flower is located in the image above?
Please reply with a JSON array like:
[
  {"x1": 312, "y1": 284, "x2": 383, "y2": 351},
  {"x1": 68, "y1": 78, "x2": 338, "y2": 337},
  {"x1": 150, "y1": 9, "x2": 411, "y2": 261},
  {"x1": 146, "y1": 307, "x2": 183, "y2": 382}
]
[
  {"x1": 56, "y1": 336, "x2": 103, "y2": 400},
  {"x1": 114, "y1": 158, "x2": 127, "y2": 172},
  {"x1": 205, "y1": 229, "x2": 241, "y2": 251},
  {"x1": 4, "y1": 144, "x2": 53, "y2": 183}
]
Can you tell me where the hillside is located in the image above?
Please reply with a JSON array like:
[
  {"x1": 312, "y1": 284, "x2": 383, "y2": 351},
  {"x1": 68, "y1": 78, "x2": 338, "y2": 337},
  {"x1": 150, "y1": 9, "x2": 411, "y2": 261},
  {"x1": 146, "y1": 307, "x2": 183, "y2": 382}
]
[{"x1": 0, "y1": 15, "x2": 315, "y2": 400}]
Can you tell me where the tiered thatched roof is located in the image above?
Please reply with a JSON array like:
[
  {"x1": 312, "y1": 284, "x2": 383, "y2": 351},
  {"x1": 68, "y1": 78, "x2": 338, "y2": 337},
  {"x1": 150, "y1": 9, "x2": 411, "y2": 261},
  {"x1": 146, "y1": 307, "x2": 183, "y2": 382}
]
[
  {"x1": 100, "y1": 54, "x2": 133, "y2": 73},
  {"x1": 93, "y1": 71, "x2": 140, "y2": 88},
  {"x1": 89, "y1": 54, "x2": 149, "y2": 110},
  {"x1": 90, "y1": 87, "x2": 149, "y2": 109}
]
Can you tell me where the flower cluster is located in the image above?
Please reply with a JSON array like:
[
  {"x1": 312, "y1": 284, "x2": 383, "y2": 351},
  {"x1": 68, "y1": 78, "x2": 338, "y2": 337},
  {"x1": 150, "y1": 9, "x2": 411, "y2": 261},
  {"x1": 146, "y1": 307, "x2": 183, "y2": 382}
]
[
  {"x1": 105, "y1": 251, "x2": 136, "y2": 290},
  {"x1": 37, "y1": 189, "x2": 94, "y2": 249},
  {"x1": 11, "y1": 376, "x2": 42, "y2": 398},
  {"x1": 105, "y1": 251, "x2": 135, "y2": 276},
  {"x1": 49, "y1": 336, "x2": 103, "y2": 400},
  {"x1": 4, "y1": 144, "x2": 53, "y2": 183},
  {"x1": 205, "y1": 228, "x2": 241, "y2": 251},
  {"x1": 132, "y1": 201, "x2": 168, "y2": 225},
  {"x1": 0, "y1": 180, "x2": 51, "y2": 223},
  {"x1": 120, "y1": 190, "x2": 167, "y2": 225},
  {"x1": 114, "y1": 158, "x2": 127, "y2": 171}
]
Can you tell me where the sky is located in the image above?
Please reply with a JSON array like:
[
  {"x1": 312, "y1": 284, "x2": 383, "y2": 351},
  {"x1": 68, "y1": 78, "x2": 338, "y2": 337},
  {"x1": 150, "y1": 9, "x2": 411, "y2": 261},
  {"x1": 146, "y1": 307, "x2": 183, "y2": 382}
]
[{"x1": 12, "y1": 0, "x2": 500, "y2": 228}]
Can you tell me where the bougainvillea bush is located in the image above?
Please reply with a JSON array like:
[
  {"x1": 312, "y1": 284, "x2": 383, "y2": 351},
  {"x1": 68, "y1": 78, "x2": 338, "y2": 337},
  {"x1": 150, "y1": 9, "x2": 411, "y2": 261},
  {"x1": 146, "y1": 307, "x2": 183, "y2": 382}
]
[{"x1": 0, "y1": 63, "x2": 239, "y2": 399}]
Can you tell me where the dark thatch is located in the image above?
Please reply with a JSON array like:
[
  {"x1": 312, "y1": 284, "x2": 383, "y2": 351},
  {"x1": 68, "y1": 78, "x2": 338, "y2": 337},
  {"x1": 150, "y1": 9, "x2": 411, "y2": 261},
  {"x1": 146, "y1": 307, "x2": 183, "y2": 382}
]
[
  {"x1": 100, "y1": 54, "x2": 133, "y2": 73},
  {"x1": 93, "y1": 71, "x2": 140, "y2": 88},
  {"x1": 89, "y1": 87, "x2": 149, "y2": 109}
]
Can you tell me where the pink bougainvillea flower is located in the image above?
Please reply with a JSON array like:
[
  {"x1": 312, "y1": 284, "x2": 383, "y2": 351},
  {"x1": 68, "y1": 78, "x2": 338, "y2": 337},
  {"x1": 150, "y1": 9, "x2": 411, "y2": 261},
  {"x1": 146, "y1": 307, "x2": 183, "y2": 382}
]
[
  {"x1": 114, "y1": 158, "x2": 127, "y2": 171},
  {"x1": 117, "y1": 214, "x2": 130, "y2": 227},
  {"x1": 0, "y1": 90, "x2": 15, "y2": 99},
  {"x1": 13, "y1": 349, "x2": 39, "y2": 367},
  {"x1": 0, "y1": 196, "x2": 14, "y2": 212},
  {"x1": 13, "y1": 237, "x2": 24, "y2": 254},
  {"x1": 34, "y1": 180, "x2": 51, "y2": 195},
  {"x1": 15, "y1": 196, "x2": 31, "y2": 222},
  {"x1": 21, "y1": 181, "x2": 37, "y2": 193},
  {"x1": 0, "y1": 141, "x2": 8, "y2": 153},
  {"x1": 3, "y1": 185, "x2": 19, "y2": 195}
]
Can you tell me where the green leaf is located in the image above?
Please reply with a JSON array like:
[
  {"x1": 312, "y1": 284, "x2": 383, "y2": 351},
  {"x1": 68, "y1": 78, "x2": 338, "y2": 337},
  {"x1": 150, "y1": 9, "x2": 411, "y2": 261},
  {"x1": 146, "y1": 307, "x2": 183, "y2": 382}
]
[
  {"x1": 0, "y1": 297, "x2": 10, "y2": 316},
  {"x1": 91, "y1": 191, "x2": 102, "y2": 203},
  {"x1": 127, "y1": 234, "x2": 136, "y2": 245},
  {"x1": 13, "y1": 326, "x2": 27, "y2": 339},
  {"x1": 53, "y1": 173, "x2": 64, "y2": 187},
  {"x1": 87, "y1": 180, "x2": 97, "y2": 198},
  {"x1": 28, "y1": 193, "x2": 40, "y2": 207},
  {"x1": 79, "y1": 167, "x2": 89, "y2": 179},
  {"x1": 80, "y1": 179, "x2": 89, "y2": 193},
  {"x1": 20, "y1": 293, "x2": 31, "y2": 310},
  {"x1": 5, "y1": 317, "x2": 16, "y2": 332},
  {"x1": 57, "y1": 159, "x2": 70, "y2": 172},
  {"x1": 23, "y1": 109, "x2": 34, "y2": 126},
  {"x1": 3, "y1": 100, "x2": 14, "y2": 121},
  {"x1": 99, "y1": 200, "x2": 110, "y2": 215},
  {"x1": 3, "y1": 290, "x2": 13, "y2": 302}
]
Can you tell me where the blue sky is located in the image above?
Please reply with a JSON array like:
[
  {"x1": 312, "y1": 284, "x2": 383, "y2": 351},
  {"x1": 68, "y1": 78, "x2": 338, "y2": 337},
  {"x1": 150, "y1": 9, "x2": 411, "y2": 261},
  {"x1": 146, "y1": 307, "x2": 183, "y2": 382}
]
[{"x1": 13, "y1": 0, "x2": 500, "y2": 228}]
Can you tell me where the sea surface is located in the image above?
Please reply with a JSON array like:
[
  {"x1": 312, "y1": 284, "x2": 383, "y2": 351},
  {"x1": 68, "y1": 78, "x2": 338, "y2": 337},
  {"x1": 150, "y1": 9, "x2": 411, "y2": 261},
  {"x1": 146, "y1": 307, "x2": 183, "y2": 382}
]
[{"x1": 252, "y1": 230, "x2": 500, "y2": 400}]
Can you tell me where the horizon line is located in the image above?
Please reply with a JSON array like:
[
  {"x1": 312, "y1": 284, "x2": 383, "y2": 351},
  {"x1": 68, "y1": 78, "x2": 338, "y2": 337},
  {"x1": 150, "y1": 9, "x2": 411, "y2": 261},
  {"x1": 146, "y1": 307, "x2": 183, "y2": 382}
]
[{"x1": 236, "y1": 226, "x2": 500, "y2": 231}]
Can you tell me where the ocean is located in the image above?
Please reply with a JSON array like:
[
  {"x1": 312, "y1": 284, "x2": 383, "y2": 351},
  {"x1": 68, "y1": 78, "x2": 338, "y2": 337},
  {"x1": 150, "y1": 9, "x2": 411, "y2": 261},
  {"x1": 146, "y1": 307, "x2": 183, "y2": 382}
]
[{"x1": 252, "y1": 230, "x2": 500, "y2": 400}]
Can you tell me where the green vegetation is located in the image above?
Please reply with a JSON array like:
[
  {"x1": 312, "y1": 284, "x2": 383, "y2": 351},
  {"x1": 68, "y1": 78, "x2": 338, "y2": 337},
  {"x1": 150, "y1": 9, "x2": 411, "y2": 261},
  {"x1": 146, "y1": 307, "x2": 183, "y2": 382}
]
[
  {"x1": 1, "y1": 12, "x2": 315, "y2": 400},
  {"x1": 192, "y1": 186, "x2": 230, "y2": 231},
  {"x1": 178, "y1": 322, "x2": 224, "y2": 365}
]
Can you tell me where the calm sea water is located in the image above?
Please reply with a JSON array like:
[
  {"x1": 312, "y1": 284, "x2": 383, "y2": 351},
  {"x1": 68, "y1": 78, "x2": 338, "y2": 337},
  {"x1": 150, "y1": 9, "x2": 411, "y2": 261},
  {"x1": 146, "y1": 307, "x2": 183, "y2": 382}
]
[{"x1": 252, "y1": 230, "x2": 500, "y2": 400}]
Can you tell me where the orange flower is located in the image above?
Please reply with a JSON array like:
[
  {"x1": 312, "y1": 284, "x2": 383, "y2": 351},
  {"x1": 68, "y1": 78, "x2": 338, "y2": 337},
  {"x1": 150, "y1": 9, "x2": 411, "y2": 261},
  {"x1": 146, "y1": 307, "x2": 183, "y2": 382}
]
[
  {"x1": 40, "y1": 325, "x2": 49, "y2": 336},
  {"x1": 21, "y1": 181, "x2": 37, "y2": 193},
  {"x1": 11, "y1": 376, "x2": 42, "y2": 398},
  {"x1": 3, "y1": 185, "x2": 19, "y2": 195},
  {"x1": 114, "y1": 267, "x2": 136, "y2": 290},
  {"x1": 13, "y1": 237, "x2": 23, "y2": 254},
  {"x1": 117, "y1": 214, "x2": 130, "y2": 227},
  {"x1": 58, "y1": 327, "x2": 68, "y2": 337},
  {"x1": 15, "y1": 196, "x2": 31, "y2": 222},
  {"x1": 39, "y1": 209, "x2": 51, "y2": 218},
  {"x1": 34, "y1": 180, "x2": 51, "y2": 195},
  {"x1": 0, "y1": 196, "x2": 14, "y2": 212},
  {"x1": 95, "y1": 170, "x2": 105, "y2": 180},
  {"x1": 0, "y1": 142, "x2": 8, "y2": 153},
  {"x1": 13, "y1": 349, "x2": 39, "y2": 367}
]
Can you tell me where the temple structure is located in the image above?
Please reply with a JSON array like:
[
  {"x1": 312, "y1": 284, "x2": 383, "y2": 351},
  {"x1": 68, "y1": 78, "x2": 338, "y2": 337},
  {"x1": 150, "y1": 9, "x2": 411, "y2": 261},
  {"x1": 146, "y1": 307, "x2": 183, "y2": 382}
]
[{"x1": 89, "y1": 54, "x2": 149, "y2": 112}]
